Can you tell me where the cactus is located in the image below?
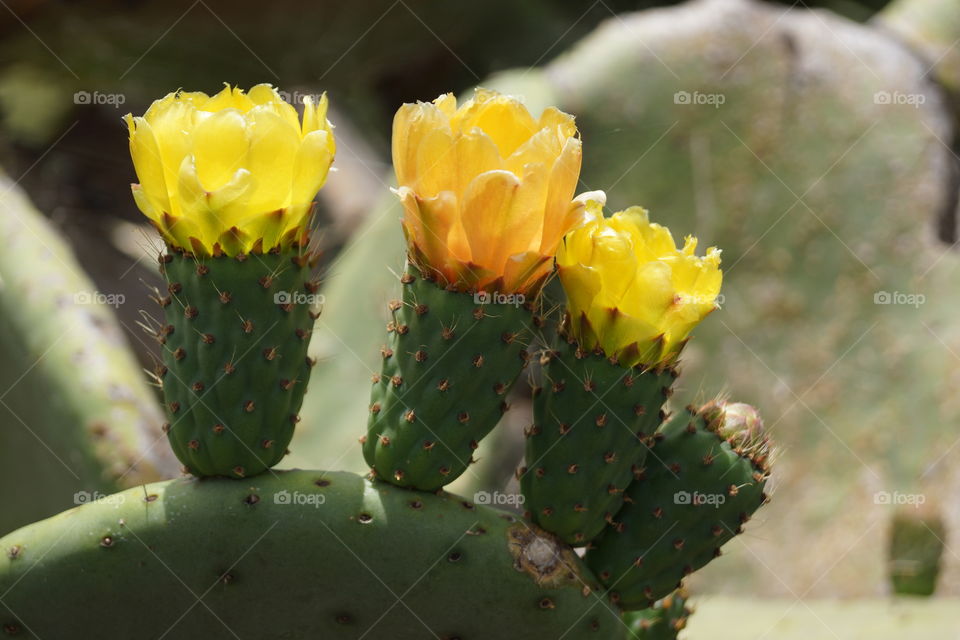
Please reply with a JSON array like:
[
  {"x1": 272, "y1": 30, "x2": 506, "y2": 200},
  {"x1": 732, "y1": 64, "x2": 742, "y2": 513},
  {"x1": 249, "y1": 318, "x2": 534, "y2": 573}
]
[
  {"x1": 888, "y1": 507, "x2": 945, "y2": 596},
  {"x1": 0, "y1": 470, "x2": 622, "y2": 639},
  {"x1": 363, "y1": 265, "x2": 533, "y2": 490},
  {"x1": 156, "y1": 249, "x2": 319, "y2": 478},
  {"x1": 0, "y1": 171, "x2": 176, "y2": 534},
  {"x1": 585, "y1": 401, "x2": 771, "y2": 610},
  {"x1": 522, "y1": 335, "x2": 675, "y2": 545},
  {"x1": 623, "y1": 589, "x2": 692, "y2": 639}
]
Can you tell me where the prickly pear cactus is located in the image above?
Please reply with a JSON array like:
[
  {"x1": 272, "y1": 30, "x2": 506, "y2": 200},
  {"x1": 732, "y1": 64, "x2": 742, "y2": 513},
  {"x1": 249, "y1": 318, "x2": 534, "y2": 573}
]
[
  {"x1": 522, "y1": 336, "x2": 675, "y2": 545},
  {"x1": 157, "y1": 250, "x2": 319, "y2": 478},
  {"x1": 586, "y1": 401, "x2": 771, "y2": 609},
  {"x1": 0, "y1": 42, "x2": 794, "y2": 637},
  {"x1": 0, "y1": 172, "x2": 176, "y2": 534},
  {"x1": 0, "y1": 471, "x2": 623, "y2": 640},
  {"x1": 363, "y1": 265, "x2": 532, "y2": 490}
]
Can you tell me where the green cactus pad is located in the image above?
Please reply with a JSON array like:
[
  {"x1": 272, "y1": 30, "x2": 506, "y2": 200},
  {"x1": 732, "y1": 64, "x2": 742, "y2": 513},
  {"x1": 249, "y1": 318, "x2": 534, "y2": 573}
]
[
  {"x1": 623, "y1": 588, "x2": 692, "y2": 640},
  {"x1": 585, "y1": 402, "x2": 771, "y2": 610},
  {"x1": 888, "y1": 507, "x2": 945, "y2": 596},
  {"x1": 363, "y1": 265, "x2": 533, "y2": 490},
  {"x1": 521, "y1": 336, "x2": 675, "y2": 546},
  {"x1": 0, "y1": 470, "x2": 622, "y2": 639},
  {"x1": 158, "y1": 249, "x2": 318, "y2": 478}
]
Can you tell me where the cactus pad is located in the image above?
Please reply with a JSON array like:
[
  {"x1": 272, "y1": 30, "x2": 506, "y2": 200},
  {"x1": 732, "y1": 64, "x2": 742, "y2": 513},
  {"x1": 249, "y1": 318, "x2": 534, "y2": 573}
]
[
  {"x1": 521, "y1": 336, "x2": 675, "y2": 546},
  {"x1": 0, "y1": 470, "x2": 622, "y2": 639},
  {"x1": 585, "y1": 402, "x2": 771, "y2": 610},
  {"x1": 158, "y1": 249, "x2": 318, "y2": 478},
  {"x1": 363, "y1": 265, "x2": 533, "y2": 490}
]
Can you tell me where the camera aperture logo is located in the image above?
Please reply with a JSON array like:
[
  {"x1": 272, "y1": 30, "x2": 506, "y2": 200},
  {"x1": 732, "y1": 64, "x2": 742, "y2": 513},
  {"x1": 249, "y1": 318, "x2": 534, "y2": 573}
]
[
  {"x1": 674, "y1": 490, "x2": 725, "y2": 508},
  {"x1": 274, "y1": 291, "x2": 325, "y2": 306},
  {"x1": 474, "y1": 490, "x2": 524, "y2": 506},
  {"x1": 73, "y1": 290, "x2": 125, "y2": 308},
  {"x1": 273, "y1": 489, "x2": 325, "y2": 507},
  {"x1": 74, "y1": 490, "x2": 125, "y2": 506},
  {"x1": 473, "y1": 291, "x2": 525, "y2": 307}
]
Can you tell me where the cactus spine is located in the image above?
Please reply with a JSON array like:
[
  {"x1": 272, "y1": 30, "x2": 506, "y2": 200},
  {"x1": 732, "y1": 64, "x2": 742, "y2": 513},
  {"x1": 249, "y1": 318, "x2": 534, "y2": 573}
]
[
  {"x1": 363, "y1": 264, "x2": 533, "y2": 490},
  {"x1": 522, "y1": 334, "x2": 675, "y2": 545},
  {"x1": 585, "y1": 401, "x2": 771, "y2": 610},
  {"x1": 158, "y1": 249, "x2": 319, "y2": 477}
]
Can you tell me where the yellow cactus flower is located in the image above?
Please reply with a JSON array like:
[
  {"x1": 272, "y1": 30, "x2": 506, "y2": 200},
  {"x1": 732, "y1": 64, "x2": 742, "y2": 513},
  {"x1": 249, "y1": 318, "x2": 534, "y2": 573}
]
[
  {"x1": 393, "y1": 88, "x2": 599, "y2": 294},
  {"x1": 124, "y1": 84, "x2": 335, "y2": 256},
  {"x1": 557, "y1": 202, "x2": 722, "y2": 367}
]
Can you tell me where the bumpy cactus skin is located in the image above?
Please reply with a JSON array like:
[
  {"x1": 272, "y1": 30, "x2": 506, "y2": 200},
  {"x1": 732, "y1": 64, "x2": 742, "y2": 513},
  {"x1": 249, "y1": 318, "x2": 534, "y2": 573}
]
[
  {"x1": 364, "y1": 265, "x2": 533, "y2": 490},
  {"x1": 586, "y1": 402, "x2": 770, "y2": 610},
  {"x1": 623, "y1": 588, "x2": 692, "y2": 639},
  {"x1": 0, "y1": 470, "x2": 622, "y2": 640},
  {"x1": 522, "y1": 336, "x2": 675, "y2": 546},
  {"x1": 159, "y1": 250, "x2": 317, "y2": 478}
]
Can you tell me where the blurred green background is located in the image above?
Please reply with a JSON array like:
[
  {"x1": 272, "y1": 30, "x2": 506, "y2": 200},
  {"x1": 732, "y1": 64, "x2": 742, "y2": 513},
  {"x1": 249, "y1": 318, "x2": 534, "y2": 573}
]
[{"x1": 2, "y1": 0, "x2": 960, "y2": 635}]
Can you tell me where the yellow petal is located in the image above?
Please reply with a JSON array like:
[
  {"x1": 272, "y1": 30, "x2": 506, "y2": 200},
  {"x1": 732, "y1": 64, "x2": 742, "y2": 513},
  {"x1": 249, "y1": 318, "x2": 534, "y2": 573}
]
[
  {"x1": 243, "y1": 107, "x2": 300, "y2": 213},
  {"x1": 451, "y1": 90, "x2": 539, "y2": 157},
  {"x1": 459, "y1": 170, "x2": 523, "y2": 269},
  {"x1": 125, "y1": 115, "x2": 171, "y2": 217},
  {"x1": 291, "y1": 129, "x2": 334, "y2": 206},
  {"x1": 397, "y1": 187, "x2": 460, "y2": 273},
  {"x1": 191, "y1": 108, "x2": 249, "y2": 192},
  {"x1": 540, "y1": 137, "x2": 583, "y2": 254},
  {"x1": 393, "y1": 101, "x2": 452, "y2": 190}
]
